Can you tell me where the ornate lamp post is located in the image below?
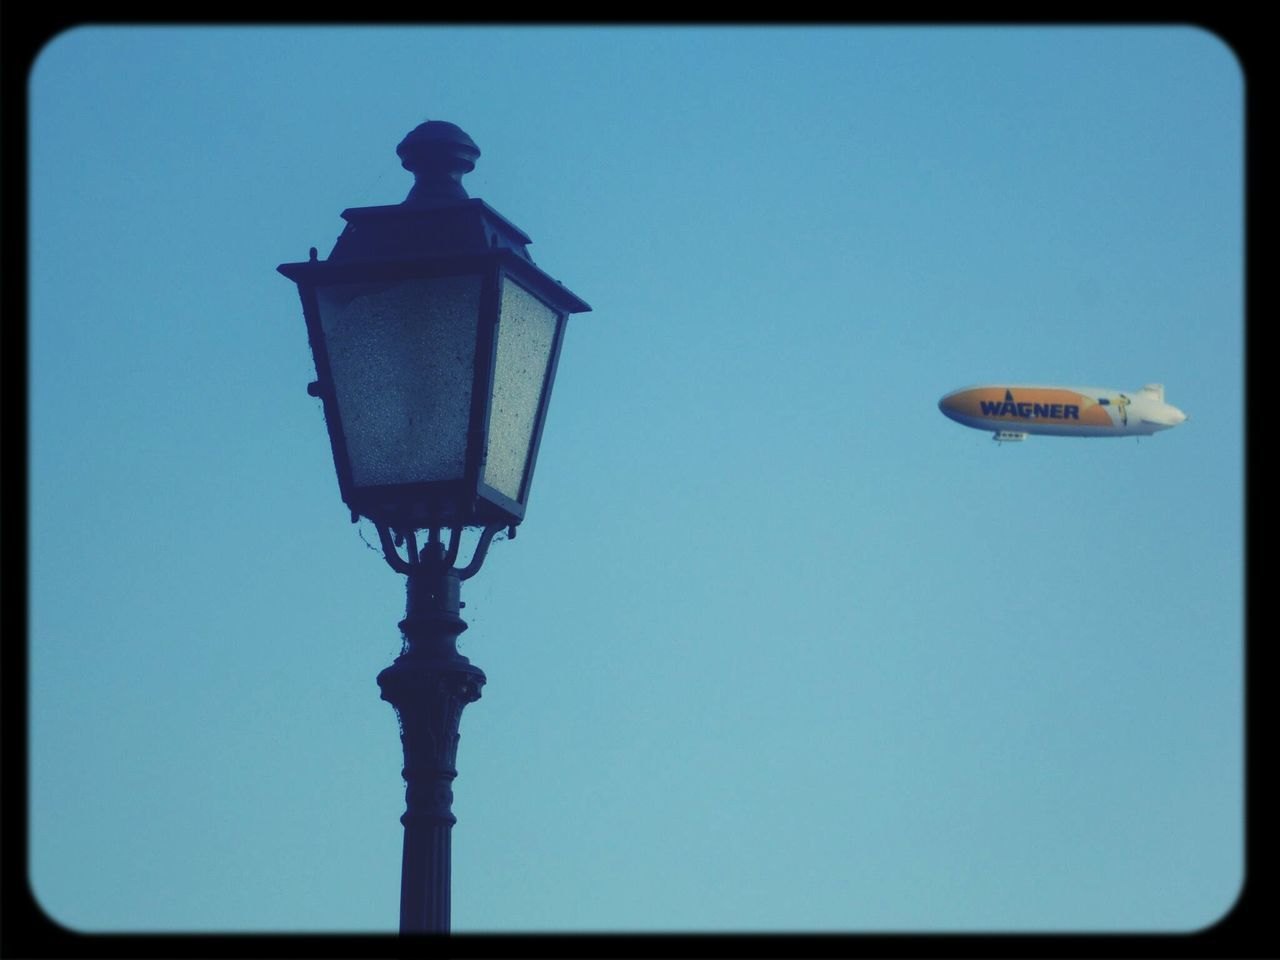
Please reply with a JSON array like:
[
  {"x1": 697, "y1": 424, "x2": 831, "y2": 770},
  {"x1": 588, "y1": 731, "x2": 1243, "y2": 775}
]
[{"x1": 277, "y1": 119, "x2": 590, "y2": 933}]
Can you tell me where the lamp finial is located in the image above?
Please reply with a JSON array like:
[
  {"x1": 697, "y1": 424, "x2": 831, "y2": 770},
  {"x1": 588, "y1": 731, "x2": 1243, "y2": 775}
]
[{"x1": 395, "y1": 120, "x2": 480, "y2": 206}]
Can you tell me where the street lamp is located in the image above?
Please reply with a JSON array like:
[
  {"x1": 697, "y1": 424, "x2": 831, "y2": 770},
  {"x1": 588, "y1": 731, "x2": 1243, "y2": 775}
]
[{"x1": 278, "y1": 119, "x2": 590, "y2": 934}]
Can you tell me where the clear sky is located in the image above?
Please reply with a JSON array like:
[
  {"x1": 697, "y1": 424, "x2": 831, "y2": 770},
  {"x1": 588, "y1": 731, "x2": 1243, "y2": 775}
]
[{"x1": 26, "y1": 25, "x2": 1244, "y2": 935}]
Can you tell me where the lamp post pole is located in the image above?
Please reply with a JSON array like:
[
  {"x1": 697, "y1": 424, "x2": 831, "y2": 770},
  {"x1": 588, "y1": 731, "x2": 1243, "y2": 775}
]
[{"x1": 376, "y1": 538, "x2": 493, "y2": 934}]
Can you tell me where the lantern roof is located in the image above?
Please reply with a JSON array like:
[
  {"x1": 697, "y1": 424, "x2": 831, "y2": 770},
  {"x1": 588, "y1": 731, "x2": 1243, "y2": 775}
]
[
  {"x1": 328, "y1": 199, "x2": 534, "y2": 265},
  {"x1": 279, "y1": 118, "x2": 588, "y2": 316}
]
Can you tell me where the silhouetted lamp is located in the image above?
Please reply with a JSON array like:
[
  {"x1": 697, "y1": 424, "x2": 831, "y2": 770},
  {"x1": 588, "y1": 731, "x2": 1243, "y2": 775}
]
[{"x1": 278, "y1": 120, "x2": 589, "y2": 935}]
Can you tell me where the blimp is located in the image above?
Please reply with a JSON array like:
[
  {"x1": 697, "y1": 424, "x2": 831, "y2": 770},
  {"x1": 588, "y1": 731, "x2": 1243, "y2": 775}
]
[{"x1": 938, "y1": 384, "x2": 1188, "y2": 441}]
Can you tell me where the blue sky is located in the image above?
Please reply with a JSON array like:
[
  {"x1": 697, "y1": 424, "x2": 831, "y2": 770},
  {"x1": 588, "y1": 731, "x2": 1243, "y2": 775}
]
[{"x1": 26, "y1": 25, "x2": 1243, "y2": 934}]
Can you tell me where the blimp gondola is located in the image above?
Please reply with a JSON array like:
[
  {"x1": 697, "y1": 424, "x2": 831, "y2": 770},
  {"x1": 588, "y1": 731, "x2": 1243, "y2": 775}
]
[{"x1": 938, "y1": 384, "x2": 1187, "y2": 441}]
